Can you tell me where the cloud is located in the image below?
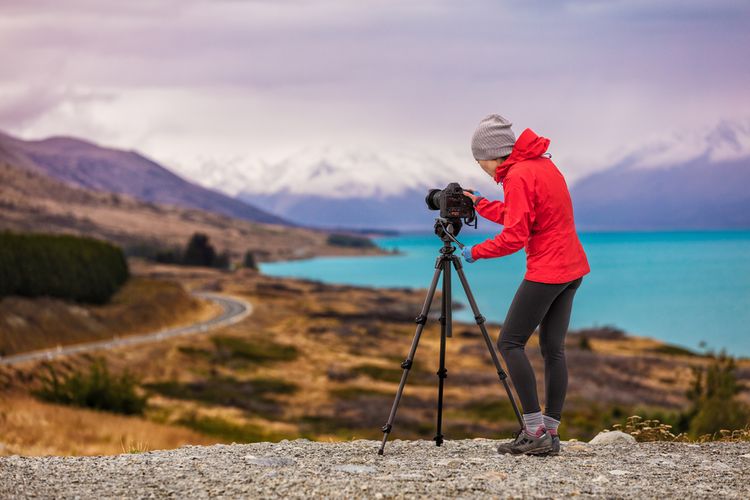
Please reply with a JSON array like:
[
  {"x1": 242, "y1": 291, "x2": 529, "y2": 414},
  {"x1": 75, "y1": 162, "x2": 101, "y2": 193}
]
[
  {"x1": 621, "y1": 119, "x2": 750, "y2": 170},
  {"x1": 0, "y1": 0, "x2": 747, "y2": 184},
  {"x1": 0, "y1": 86, "x2": 115, "y2": 129}
]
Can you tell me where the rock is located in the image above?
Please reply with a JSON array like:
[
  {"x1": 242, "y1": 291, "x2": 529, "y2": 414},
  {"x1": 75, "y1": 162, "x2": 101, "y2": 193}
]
[
  {"x1": 478, "y1": 471, "x2": 508, "y2": 481},
  {"x1": 608, "y1": 469, "x2": 631, "y2": 476},
  {"x1": 333, "y1": 465, "x2": 377, "y2": 474},
  {"x1": 244, "y1": 456, "x2": 296, "y2": 467},
  {"x1": 589, "y1": 431, "x2": 637, "y2": 445}
]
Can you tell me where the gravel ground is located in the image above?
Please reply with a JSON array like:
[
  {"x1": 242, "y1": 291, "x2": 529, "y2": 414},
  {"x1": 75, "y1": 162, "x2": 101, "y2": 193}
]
[{"x1": 2, "y1": 439, "x2": 749, "y2": 499}]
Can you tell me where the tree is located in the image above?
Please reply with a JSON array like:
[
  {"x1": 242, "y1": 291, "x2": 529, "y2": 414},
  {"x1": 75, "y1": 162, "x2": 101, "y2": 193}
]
[
  {"x1": 686, "y1": 352, "x2": 750, "y2": 437},
  {"x1": 243, "y1": 250, "x2": 258, "y2": 270},
  {"x1": 183, "y1": 233, "x2": 216, "y2": 267},
  {"x1": 214, "y1": 250, "x2": 231, "y2": 270},
  {"x1": 155, "y1": 248, "x2": 181, "y2": 264}
]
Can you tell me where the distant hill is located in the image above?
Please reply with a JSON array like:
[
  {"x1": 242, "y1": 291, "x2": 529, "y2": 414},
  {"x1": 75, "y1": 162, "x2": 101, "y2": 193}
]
[
  {"x1": 246, "y1": 188, "x2": 442, "y2": 231},
  {"x1": 239, "y1": 152, "x2": 750, "y2": 232},
  {"x1": 0, "y1": 130, "x2": 289, "y2": 226},
  {"x1": 571, "y1": 155, "x2": 750, "y2": 231},
  {"x1": 226, "y1": 123, "x2": 750, "y2": 231},
  {"x1": 228, "y1": 147, "x2": 500, "y2": 231},
  {"x1": 0, "y1": 161, "x2": 386, "y2": 263}
]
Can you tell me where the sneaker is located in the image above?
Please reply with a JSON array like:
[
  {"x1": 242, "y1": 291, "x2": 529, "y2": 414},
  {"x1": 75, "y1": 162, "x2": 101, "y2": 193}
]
[
  {"x1": 496, "y1": 428, "x2": 523, "y2": 455},
  {"x1": 498, "y1": 428, "x2": 553, "y2": 456},
  {"x1": 539, "y1": 433, "x2": 560, "y2": 456}
]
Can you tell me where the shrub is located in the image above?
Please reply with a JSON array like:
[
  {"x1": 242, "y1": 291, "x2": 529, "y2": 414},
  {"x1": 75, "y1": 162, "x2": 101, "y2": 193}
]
[
  {"x1": 0, "y1": 231, "x2": 129, "y2": 304},
  {"x1": 611, "y1": 415, "x2": 686, "y2": 442},
  {"x1": 686, "y1": 353, "x2": 750, "y2": 436},
  {"x1": 578, "y1": 335, "x2": 592, "y2": 351},
  {"x1": 605, "y1": 354, "x2": 750, "y2": 442},
  {"x1": 155, "y1": 248, "x2": 182, "y2": 264},
  {"x1": 214, "y1": 250, "x2": 231, "y2": 270},
  {"x1": 211, "y1": 335, "x2": 298, "y2": 364},
  {"x1": 34, "y1": 358, "x2": 148, "y2": 415},
  {"x1": 178, "y1": 414, "x2": 288, "y2": 442},
  {"x1": 243, "y1": 250, "x2": 258, "y2": 270},
  {"x1": 609, "y1": 415, "x2": 750, "y2": 443},
  {"x1": 326, "y1": 233, "x2": 376, "y2": 248}
]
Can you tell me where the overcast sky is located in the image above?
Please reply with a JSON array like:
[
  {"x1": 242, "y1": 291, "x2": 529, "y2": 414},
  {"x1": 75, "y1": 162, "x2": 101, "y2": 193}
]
[{"x1": 1, "y1": 0, "x2": 748, "y2": 184}]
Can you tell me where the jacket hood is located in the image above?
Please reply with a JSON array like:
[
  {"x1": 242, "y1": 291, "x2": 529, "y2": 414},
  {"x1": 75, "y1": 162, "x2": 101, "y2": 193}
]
[{"x1": 494, "y1": 128, "x2": 551, "y2": 183}]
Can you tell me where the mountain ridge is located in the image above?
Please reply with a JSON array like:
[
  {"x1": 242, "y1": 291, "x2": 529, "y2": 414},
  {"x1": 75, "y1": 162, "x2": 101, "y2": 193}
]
[
  {"x1": 227, "y1": 121, "x2": 750, "y2": 230},
  {"x1": 0, "y1": 130, "x2": 290, "y2": 226},
  {"x1": 0, "y1": 160, "x2": 387, "y2": 263}
]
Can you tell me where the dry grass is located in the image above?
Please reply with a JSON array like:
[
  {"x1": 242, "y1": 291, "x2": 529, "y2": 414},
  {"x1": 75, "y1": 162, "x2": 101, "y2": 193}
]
[
  {"x1": 3, "y1": 261, "x2": 749, "y2": 455},
  {"x1": 0, "y1": 395, "x2": 217, "y2": 456},
  {"x1": 609, "y1": 415, "x2": 750, "y2": 443},
  {"x1": 0, "y1": 161, "x2": 389, "y2": 264},
  {"x1": 0, "y1": 276, "x2": 219, "y2": 356}
]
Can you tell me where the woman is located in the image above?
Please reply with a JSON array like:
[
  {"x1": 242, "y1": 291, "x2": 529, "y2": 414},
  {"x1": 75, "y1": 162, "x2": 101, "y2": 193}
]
[{"x1": 461, "y1": 114, "x2": 590, "y2": 456}]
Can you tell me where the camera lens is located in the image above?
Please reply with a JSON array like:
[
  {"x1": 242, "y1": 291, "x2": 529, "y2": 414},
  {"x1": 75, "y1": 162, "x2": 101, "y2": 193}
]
[{"x1": 425, "y1": 189, "x2": 442, "y2": 211}]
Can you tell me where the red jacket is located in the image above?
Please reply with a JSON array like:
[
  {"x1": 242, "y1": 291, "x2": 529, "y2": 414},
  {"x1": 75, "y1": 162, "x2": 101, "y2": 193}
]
[{"x1": 470, "y1": 128, "x2": 590, "y2": 284}]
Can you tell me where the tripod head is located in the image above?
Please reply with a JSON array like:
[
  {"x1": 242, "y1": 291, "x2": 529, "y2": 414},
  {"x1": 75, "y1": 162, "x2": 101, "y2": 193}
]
[{"x1": 434, "y1": 217, "x2": 465, "y2": 249}]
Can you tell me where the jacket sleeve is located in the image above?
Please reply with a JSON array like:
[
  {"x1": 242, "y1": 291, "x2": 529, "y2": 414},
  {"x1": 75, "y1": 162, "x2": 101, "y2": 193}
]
[
  {"x1": 471, "y1": 173, "x2": 535, "y2": 260},
  {"x1": 474, "y1": 197, "x2": 506, "y2": 225}
]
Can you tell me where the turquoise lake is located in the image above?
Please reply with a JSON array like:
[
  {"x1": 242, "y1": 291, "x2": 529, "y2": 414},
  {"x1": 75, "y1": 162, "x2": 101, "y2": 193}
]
[{"x1": 260, "y1": 231, "x2": 750, "y2": 357}]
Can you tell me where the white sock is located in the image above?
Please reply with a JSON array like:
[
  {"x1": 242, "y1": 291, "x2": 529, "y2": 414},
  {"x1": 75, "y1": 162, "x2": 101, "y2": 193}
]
[
  {"x1": 543, "y1": 415, "x2": 560, "y2": 435},
  {"x1": 522, "y1": 411, "x2": 545, "y2": 435}
]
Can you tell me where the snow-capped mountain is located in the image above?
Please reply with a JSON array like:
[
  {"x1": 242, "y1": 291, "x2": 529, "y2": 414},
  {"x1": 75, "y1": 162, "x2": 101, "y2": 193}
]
[
  {"x1": 611, "y1": 119, "x2": 750, "y2": 171},
  {"x1": 197, "y1": 147, "x2": 505, "y2": 230},
  {"x1": 571, "y1": 119, "x2": 750, "y2": 230},
  {"x1": 196, "y1": 147, "x2": 500, "y2": 199},
  {"x1": 179, "y1": 119, "x2": 750, "y2": 231}
]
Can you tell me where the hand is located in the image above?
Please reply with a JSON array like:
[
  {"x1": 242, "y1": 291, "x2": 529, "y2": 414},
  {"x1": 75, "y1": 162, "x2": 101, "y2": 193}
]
[
  {"x1": 463, "y1": 190, "x2": 481, "y2": 204},
  {"x1": 461, "y1": 245, "x2": 475, "y2": 263}
]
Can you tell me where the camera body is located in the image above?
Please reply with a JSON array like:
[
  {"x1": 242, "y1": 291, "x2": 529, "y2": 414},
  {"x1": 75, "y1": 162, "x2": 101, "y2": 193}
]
[
  {"x1": 425, "y1": 182, "x2": 476, "y2": 223},
  {"x1": 425, "y1": 182, "x2": 477, "y2": 242}
]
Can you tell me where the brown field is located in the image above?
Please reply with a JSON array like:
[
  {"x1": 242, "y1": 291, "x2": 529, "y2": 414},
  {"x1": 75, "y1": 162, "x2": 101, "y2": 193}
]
[
  {"x1": 0, "y1": 276, "x2": 219, "y2": 357},
  {"x1": 2, "y1": 260, "x2": 748, "y2": 456},
  {"x1": 0, "y1": 395, "x2": 217, "y2": 456},
  {"x1": 0, "y1": 161, "x2": 390, "y2": 264}
]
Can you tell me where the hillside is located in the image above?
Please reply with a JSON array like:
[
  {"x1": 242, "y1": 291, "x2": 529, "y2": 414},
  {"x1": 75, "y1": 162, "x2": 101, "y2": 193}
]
[
  {"x1": 2, "y1": 260, "x2": 747, "y2": 456},
  {"x1": 0, "y1": 276, "x2": 218, "y2": 357},
  {"x1": 0, "y1": 161, "x2": 388, "y2": 263},
  {"x1": 571, "y1": 155, "x2": 750, "y2": 230},
  {"x1": 0, "y1": 130, "x2": 288, "y2": 226},
  {"x1": 205, "y1": 122, "x2": 750, "y2": 231},
  {"x1": 240, "y1": 151, "x2": 750, "y2": 231},
  {"x1": 222, "y1": 147, "x2": 501, "y2": 231}
]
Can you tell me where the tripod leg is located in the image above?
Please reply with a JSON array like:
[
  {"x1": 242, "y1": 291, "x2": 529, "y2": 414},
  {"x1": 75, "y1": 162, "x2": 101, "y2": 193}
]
[
  {"x1": 378, "y1": 264, "x2": 443, "y2": 455},
  {"x1": 452, "y1": 260, "x2": 524, "y2": 428},
  {"x1": 434, "y1": 259, "x2": 451, "y2": 446}
]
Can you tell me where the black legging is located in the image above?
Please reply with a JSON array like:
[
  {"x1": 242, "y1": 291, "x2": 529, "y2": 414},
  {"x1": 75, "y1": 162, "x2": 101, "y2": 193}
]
[{"x1": 497, "y1": 277, "x2": 583, "y2": 421}]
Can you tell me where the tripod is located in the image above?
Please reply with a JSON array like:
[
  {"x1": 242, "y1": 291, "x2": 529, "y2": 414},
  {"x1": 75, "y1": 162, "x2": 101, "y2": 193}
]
[{"x1": 377, "y1": 218, "x2": 523, "y2": 455}]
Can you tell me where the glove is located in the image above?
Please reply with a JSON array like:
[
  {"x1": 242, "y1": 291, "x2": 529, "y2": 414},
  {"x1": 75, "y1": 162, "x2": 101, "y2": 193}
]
[
  {"x1": 461, "y1": 245, "x2": 475, "y2": 263},
  {"x1": 463, "y1": 189, "x2": 484, "y2": 206}
]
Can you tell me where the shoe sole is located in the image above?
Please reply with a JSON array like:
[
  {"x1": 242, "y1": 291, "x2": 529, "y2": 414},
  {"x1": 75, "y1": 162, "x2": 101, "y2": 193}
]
[
  {"x1": 510, "y1": 442, "x2": 553, "y2": 456},
  {"x1": 538, "y1": 449, "x2": 560, "y2": 457}
]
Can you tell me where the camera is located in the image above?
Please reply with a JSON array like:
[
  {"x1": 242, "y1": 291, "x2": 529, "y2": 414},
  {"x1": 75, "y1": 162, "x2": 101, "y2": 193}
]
[{"x1": 425, "y1": 182, "x2": 477, "y2": 224}]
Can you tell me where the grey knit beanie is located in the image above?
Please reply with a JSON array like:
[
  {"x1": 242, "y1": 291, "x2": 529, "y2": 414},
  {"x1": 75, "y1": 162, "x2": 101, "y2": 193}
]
[{"x1": 471, "y1": 114, "x2": 516, "y2": 160}]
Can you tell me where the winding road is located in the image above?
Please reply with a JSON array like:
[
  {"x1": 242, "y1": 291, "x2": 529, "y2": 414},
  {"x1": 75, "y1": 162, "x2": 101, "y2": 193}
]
[{"x1": 0, "y1": 292, "x2": 253, "y2": 367}]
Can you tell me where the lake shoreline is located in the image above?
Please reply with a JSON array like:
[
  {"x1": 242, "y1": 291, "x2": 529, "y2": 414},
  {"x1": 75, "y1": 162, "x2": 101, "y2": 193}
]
[{"x1": 260, "y1": 230, "x2": 750, "y2": 357}]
